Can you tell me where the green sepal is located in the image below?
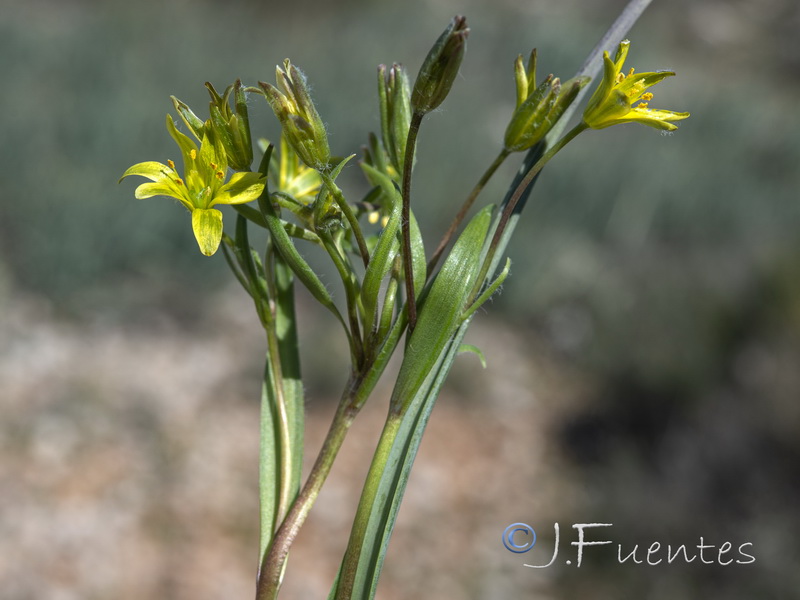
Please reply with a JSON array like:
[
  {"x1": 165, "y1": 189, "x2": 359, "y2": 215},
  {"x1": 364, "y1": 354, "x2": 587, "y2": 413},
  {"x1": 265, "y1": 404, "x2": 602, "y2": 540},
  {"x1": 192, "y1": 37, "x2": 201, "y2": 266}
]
[{"x1": 170, "y1": 95, "x2": 206, "y2": 140}]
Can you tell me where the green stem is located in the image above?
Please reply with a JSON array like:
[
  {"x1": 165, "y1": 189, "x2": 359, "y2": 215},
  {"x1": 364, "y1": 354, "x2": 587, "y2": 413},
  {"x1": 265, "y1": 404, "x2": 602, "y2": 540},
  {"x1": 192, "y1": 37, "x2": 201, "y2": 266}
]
[
  {"x1": 400, "y1": 111, "x2": 424, "y2": 333},
  {"x1": 427, "y1": 147, "x2": 510, "y2": 273},
  {"x1": 322, "y1": 174, "x2": 371, "y2": 268},
  {"x1": 256, "y1": 374, "x2": 362, "y2": 600},
  {"x1": 320, "y1": 231, "x2": 364, "y2": 365},
  {"x1": 471, "y1": 123, "x2": 588, "y2": 297}
]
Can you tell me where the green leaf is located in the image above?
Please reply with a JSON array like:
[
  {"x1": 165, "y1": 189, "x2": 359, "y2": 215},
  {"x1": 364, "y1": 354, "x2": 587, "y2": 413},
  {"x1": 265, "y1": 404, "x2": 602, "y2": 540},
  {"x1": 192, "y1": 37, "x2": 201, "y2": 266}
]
[
  {"x1": 360, "y1": 164, "x2": 402, "y2": 332},
  {"x1": 458, "y1": 343, "x2": 486, "y2": 368},
  {"x1": 392, "y1": 204, "x2": 493, "y2": 413},
  {"x1": 408, "y1": 210, "x2": 426, "y2": 299},
  {"x1": 462, "y1": 257, "x2": 511, "y2": 322},
  {"x1": 254, "y1": 148, "x2": 341, "y2": 319},
  {"x1": 332, "y1": 325, "x2": 467, "y2": 600},
  {"x1": 330, "y1": 206, "x2": 493, "y2": 600}
]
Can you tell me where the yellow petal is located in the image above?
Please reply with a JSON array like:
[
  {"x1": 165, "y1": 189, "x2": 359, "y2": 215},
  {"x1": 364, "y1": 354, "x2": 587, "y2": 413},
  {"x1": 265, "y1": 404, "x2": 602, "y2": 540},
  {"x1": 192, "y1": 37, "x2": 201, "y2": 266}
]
[{"x1": 191, "y1": 208, "x2": 223, "y2": 256}]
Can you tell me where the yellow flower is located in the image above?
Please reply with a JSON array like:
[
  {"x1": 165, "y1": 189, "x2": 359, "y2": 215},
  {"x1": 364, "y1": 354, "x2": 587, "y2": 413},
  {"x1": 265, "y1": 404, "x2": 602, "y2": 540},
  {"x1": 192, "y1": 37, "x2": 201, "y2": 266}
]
[
  {"x1": 120, "y1": 115, "x2": 265, "y2": 256},
  {"x1": 583, "y1": 40, "x2": 689, "y2": 131},
  {"x1": 271, "y1": 134, "x2": 322, "y2": 205}
]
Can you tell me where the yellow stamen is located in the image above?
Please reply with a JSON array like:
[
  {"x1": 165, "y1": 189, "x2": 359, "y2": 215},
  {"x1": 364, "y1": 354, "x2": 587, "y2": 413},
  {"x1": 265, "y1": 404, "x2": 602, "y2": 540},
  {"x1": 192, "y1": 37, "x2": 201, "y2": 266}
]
[
  {"x1": 215, "y1": 171, "x2": 224, "y2": 180},
  {"x1": 190, "y1": 149, "x2": 197, "y2": 160},
  {"x1": 368, "y1": 211, "x2": 379, "y2": 225},
  {"x1": 641, "y1": 92, "x2": 654, "y2": 101},
  {"x1": 210, "y1": 162, "x2": 218, "y2": 170},
  {"x1": 175, "y1": 178, "x2": 184, "y2": 186},
  {"x1": 628, "y1": 67, "x2": 635, "y2": 77},
  {"x1": 616, "y1": 73, "x2": 625, "y2": 84},
  {"x1": 167, "y1": 159, "x2": 176, "y2": 170},
  {"x1": 637, "y1": 102, "x2": 649, "y2": 109}
]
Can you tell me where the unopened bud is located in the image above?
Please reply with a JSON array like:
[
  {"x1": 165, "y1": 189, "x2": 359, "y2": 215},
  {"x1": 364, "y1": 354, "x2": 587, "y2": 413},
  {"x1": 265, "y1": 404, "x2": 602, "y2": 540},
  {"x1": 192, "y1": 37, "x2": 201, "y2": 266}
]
[
  {"x1": 172, "y1": 80, "x2": 254, "y2": 171},
  {"x1": 259, "y1": 60, "x2": 331, "y2": 169},
  {"x1": 378, "y1": 63, "x2": 412, "y2": 174},
  {"x1": 504, "y1": 50, "x2": 589, "y2": 152},
  {"x1": 410, "y1": 16, "x2": 469, "y2": 114}
]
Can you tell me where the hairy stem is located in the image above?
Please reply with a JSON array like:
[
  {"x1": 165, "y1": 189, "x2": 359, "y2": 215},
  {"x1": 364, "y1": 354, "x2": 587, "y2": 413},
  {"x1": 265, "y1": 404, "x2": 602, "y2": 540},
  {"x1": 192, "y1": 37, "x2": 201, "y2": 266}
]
[
  {"x1": 428, "y1": 147, "x2": 510, "y2": 273},
  {"x1": 323, "y1": 174, "x2": 371, "y2": 268},
  {"x1": 401, "y1": 111, "x2": 424, "y2": 333},
  {"x1": 320, "y1": 231, "x2": 364, "y2": 366},
  {"x1": 472, "y1": 123, "x2": 588, "y2": 297}
]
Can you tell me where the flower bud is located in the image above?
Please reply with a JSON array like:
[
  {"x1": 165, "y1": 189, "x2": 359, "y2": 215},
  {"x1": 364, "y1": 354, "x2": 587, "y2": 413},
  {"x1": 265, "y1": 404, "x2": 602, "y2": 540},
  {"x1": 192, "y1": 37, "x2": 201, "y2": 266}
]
[
  {"x1": 378, "y1": 63, "x2": 412, "y2": 174},
  {"x1": 172, "y1": 80, "x2": 254, "y2": 171},
  {"x1": 259, "y1": 60, "x2": 331, "y2": 169},
  {"x1": 410, "y1": 16, "x2": 469, "y2": 114},
  {"x1": 208, "y1": 80, "x2": 254, "y2": 171},
  {"x1": 503, "y1": 50, "x2": 589, "y2": 152}
]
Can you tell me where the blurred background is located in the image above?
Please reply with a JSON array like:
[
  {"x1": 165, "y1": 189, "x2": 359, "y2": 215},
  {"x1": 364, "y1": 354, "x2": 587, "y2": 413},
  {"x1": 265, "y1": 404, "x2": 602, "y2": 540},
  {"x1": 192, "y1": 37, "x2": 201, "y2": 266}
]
[{"x1": 2, "y1": 0, "x2": 799, "y2": 598}]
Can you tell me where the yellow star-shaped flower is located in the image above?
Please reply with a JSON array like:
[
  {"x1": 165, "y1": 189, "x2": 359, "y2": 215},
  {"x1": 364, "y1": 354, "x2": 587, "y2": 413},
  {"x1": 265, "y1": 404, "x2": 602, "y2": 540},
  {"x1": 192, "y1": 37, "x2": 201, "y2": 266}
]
[
  {"x1": 120, "y1": 115, "x2": 265, "y2": 256},
  {"x1": 583, "y1": 40, "x2": 689, "y2": 131}
]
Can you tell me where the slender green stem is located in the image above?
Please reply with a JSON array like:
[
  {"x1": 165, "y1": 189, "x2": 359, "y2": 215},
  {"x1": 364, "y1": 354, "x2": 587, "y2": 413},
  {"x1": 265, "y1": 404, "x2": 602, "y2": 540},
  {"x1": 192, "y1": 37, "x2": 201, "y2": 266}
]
[
  {"x1": 401, "y1": 111, "x2": 424, "y2": 333},
  {"x1": 427, "y1": 147, "x2": 510, "y2": 273},
  {"x1": 322, "y1": 173, "x2": 371, "y2": 268},
  {"x1": 256, "y1": 374, "x2": 362, "y2": 600},
  {"x1": 471, "y1": 123, "x2": 588, "y2": 298},
  {"x1": 320, "y1": 231, "x2": 364, "y2": 365}
]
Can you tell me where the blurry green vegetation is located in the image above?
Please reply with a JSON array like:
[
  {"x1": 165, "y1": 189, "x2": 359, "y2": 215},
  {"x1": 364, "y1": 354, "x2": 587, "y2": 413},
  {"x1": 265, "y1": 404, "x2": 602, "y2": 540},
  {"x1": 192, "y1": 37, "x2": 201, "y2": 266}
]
[
  {"x1": 3, "y1": 0, "x2": 799, "y2": 390},
  {"x1": 7, "y1": 0, "x2": 797, "y2": 387},
  {"x1": 1, "y1": 0, "x2": 797, "y2": 314}
]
